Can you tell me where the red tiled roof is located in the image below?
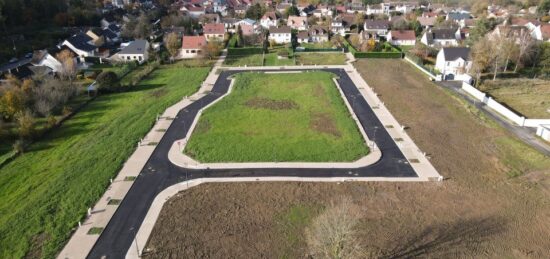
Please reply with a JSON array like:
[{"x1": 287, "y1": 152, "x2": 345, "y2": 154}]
[
  {"x1": 182, "y1": 35, "x2": 207, "y2": 49},
  {"x1": 390, "y1": 30, "x2": 416, "y2": 41},
  {"x1": 542, "y1": 24, "x2": 550, "y2": 40},
  {"x1": 203, "y1": 23, "x2": 225, "y2": 34}
]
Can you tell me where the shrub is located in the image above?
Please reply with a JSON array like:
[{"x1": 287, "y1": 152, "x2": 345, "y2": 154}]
[
  {"x1": 12, "y1": 139, "x2": 26, "y2": 154},
  {"x1": 96, "y1": 71, "x2": 121, "y2": 92},
  {"x1": 15, "y1": 110, "x2": 36, "y2": 139}
]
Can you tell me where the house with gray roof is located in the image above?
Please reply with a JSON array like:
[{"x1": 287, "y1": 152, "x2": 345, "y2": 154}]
[
  {"x1": 110, "y1": 40, "x2": 149, "y2": 64},
  {"x1": 435, "y1": 47, "x2": 472, "y2": 80},
  {"x1": 420, "y1": 28, "x2": 460, "y2": 48}
]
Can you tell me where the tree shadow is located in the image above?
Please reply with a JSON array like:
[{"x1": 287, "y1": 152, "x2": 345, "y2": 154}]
[{"x1": 381, "y1": 216, "x2": 506, "y2": 259}]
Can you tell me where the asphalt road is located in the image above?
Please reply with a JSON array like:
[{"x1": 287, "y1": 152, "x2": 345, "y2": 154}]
[
  {"x1": 87, "y1": 69, "x2": 418, "y2": 258},
  {"x1": 438, "y1": 81, "x2": 550, "y2": 157}
]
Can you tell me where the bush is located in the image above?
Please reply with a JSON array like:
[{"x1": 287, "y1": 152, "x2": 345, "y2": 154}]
[
  {"x1": 15, "y1": 110, "x2": 35, "y2": 139},
  {"x1": 12, "y1": 139, "x2": 26, "y2": 154},
  {"x1": 96, "y1": 71, "x2": 121, "y2": 92}
]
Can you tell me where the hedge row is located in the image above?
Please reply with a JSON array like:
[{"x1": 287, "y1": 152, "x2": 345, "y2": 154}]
[
  {"x1": 344, "y1": 39, "x2": 402, "y2": 59},
  {"x1": 227, "y1": 47, "x2": 264, "y2": 56}
]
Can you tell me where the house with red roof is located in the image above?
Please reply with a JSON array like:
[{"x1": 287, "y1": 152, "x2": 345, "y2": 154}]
[
  {"x1": 387, "y1": 30, "x2": 416, "y2": 46},
  {"x1": 180, "y1": 35, "x2": 207, "y2": 59},
  {"x1": 203, "y1": 23, "x2": 225, "y2": 42}
]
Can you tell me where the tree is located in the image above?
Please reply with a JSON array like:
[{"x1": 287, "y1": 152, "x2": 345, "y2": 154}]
[
  {"x1": 15, "y1": 110, "x2": 35, "y2": 140},
  {"x1": 537, "y1": 42, "x2": 550, "y2": 76},
  {"x1": 470, "y1": 37, "x2": 493, "y2": 86},
  {"x1": 202, "y1": 40, "x2": 222, "y2": 60},
  {"x1": 0, "y1": 87, "x2": 26, "y2": 120},
  {"x1": 245, "y1": 3, "x2": 265, "y2": 20},
  {"x1": 538, "y1": 0, "x2": 550, "y2": 15},
  {"x1": 165, "y1": 32, "x2": 181, "y2": 61},
  {"x1": 466, "y1": 18, "x2": 491, "y2": 46},
  {"x1": 354, "y1": 12, "x2": 364, "y2": 32},
  {"x1": 134, "y1": 13, "x2": 152, "y2": 39},
  {"x1": 286, "y1": 5, "x2": 299, "y2": 17},
  {"x1": 410, "y1": 20, "x2": 422, "y2": 36},
  {"x1": 306, "y1": 197, "x2": 364, "y2": 258},
  {"x1": 96, "y1": 71, "x2": 120, "y2": 92},
  {"x1": 514, "y1": 29, "x2": 536, "y2": 72},
  {"x1": 31, "y1": 78, "x2": 72, "y2": 117},
  {"x1": 56, "y1": 49, "x2": 77, "y2": 84}
]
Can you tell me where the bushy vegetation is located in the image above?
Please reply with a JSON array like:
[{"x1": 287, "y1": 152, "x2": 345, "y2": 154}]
[
  {"x1": 184, "y1": 71, "x2": 369, "y2": 162},
  {"x1": 0, "y1": 63, "x2": 210, "y2": 258}
]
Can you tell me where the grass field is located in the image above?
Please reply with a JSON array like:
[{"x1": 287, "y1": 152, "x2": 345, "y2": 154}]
[
  {"x1": 223, "y1": 54, "x2": 264, "y2": 66},
  {"x1": 295, "y1": 53, "x2": 347, "y2": 65},
  {"x1": 263, "y1": 52, "x2": 295, "y2": 66},
  {"x1": 184, "y1": 71, "x2": 369, "y2": 162},
  {"x1": 145, "y1": 59, "x2": 550, "y2": 258},
  {"x1": 481, "y1": 78, "x2": 550, "y2": 118},
  {"x1": 0, "y1": 64, "x2": 210, "y2": 258}
]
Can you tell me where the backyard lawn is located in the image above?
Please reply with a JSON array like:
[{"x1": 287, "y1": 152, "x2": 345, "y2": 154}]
[
  {"x1": 184, "y1": 71, "x2": 369, "y2": 162},
  {"x1": 0, "y1": 63, "x2": 210, "y2": 258},
  {"x1": 295, "y1": 53, "x2": 347, "y2": 65},
  {"x1": 223, "y1": 54, "x2": 264, "y2": 66},
  {"x1": 482, "y1": 79, "x2": 550, "y2": 119},
  {"x1": 264, "y1": 52, "x2": 295, "y2": 66}
]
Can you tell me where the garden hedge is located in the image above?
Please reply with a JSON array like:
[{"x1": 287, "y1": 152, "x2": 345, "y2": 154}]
[{"x1": 227, "y1": 47, "x2": 264, "y2": 56}]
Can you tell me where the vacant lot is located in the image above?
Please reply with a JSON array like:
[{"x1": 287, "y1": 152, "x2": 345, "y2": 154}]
[
  {"x1": 264, "y1": 52, "x2": 295, "y2": 66},
  {"x1": 184, "y1": 71, "x2": 369, "y2": 162},
  {"x1": 482, "y1": 78, "x2": 550, "y2": 119},
  {"x1": 223, "y1": 54, "x2": 264, "y2": 67},
  {"x1": 145, "y1": 59, "x2": 550, "y2": 258},
  {"x1": 295, "y1": 53, "x2": 347, "y2": 65},
  {"x1": 0, "y1": 63, "x2": 210, "y2": 258}
]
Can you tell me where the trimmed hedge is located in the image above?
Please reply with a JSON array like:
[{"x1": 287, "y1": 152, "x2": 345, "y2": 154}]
[
  {"x1": 344, "y1": 39, "x2": 402, "y2": 59},
  {"x1": 227, "y1": 47, "x2": 264, "y2": 56}
]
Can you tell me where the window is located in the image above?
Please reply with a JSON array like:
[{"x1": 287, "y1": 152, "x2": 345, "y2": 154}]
[{"x1": 138, "y1": 56, "x2": 142, "y2": 61}]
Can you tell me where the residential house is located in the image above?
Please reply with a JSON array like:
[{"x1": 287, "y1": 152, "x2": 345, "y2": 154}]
[
  {"x1": 221, "y1": 17, "x2": 239, "y2": 32},
  {"x1": 366, "y1": 4, "x2": 384, "y2": 15},
  {"x1": 331, "y1": 17, "x2": 347, "y2": 35},
  {"x1": 297, "y1": 31, "x2": 309, "y2": 43},
  {"x1": 181, "y1": 4, "x2": 206, "y2": 18},
  {"x1": 199, "y1": 13, "x2": 221, "y2": 24},
  {"x1": 287, "y1": 16, "x2": 308, "y2": 31},
  {"x1": 531, "y1": 24, "x2": 550, "y2": 42},
  {"x1": 435, "y1": 47, "x2": 472, "y2": 80},
  {"x1": 420, "y1": 28, "x2": 460, "y2": 48},
  {"x1": 234, "y1": 5, "x2": 248, "y2": 15},
  {"x1": 269, "y1": 26, "x2": 292, "y2": 44},
  {"x1": 30, "y1": 49, "x2": 63, "y2": 73},
  {"x1": 261, "y1": 12, "x2": 279, "y2": 28},
  {"x1": 446, "y1": 11, "x2": 471, "y2": 24},
  {"x1": 387, "y1": 30, "x2": 416, "y2": 46},
  {"x1": 417, "y1": 16, "x2": 436, "y2": 29},
  {"x1": 103, "y1": 24, "x2": 121, "y2": 43},
  {"x1": 363, "y1": 19, "x2": 390, "y2": 40},
  {"x1": 61, "y1": 33, "x2": 98, "y2": 60},
  {"x1": 203, "y1": 23, "x2": 225, "y2": 42},
  {"x1": 240, "y1": 24, "x2": 256, "y2": 36},
  {"x1": 86, "y1": 29, "x2": 106, "y2": 47},
  {"x1": 180, "y1": 35, "x2": 207, "y2": 59},
  {"x1": 111, "y1": 40, "x2": 149, "y2": 64},
  {"x1": 308, "y1": 26, "x2": 329, "y2": 42},
  {"x1": 100, "y1": 15, "x2": 117, "y2": 28}
]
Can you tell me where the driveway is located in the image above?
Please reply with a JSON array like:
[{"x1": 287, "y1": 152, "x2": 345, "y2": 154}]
[{"x1": 87, "y1": 69, "x2": 419, "y2": 258}]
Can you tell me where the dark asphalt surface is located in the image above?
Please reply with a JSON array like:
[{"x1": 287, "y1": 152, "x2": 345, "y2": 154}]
[
  {"x1": 438, "y1": 81, "x2": 550, "y2": 157},
  {"x1": 87, "y1": 69, "x2": 418, "y2": 258}
]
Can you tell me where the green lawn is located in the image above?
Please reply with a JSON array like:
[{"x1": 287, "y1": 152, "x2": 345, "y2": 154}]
[
  {"x1": 295, "y1": 53, "x2": 347, "y2": 65},
  {"x1": 482, "y1": 79, "x2": 550, "y2": 119},
  {"x1": 184, "y1": 71, "x2": 369, "y2": 162},
  {"x1": 264, "y1": 52, "x2": 295, "y2": 66},
  {"x1": 223, "y1": 54, "x2": 264, "y2": 66},
  {"x1": 0, "y1": 64, "x2": 210, "y2": 258}
]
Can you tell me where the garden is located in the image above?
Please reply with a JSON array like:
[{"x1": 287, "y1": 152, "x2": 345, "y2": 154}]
[{"x1": 184, "y1": 71, "x2": 369, "y2": 162}]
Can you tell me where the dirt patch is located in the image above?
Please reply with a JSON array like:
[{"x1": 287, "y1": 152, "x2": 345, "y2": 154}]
[
  {"x1": 245, "y1": 97, "x2": 299, "y2": 110},
  {"x1": 312, "y1": 85, "x2": 326, "y2": 99},
  {"x1": 310, "y1": 112, "x2": 341, "y2": 137},
  {"x1": 144, "y1": 59, "x2": 550, "y2": 258},
  {"x1": 25, "y1": 232, "x2": 49, "y2": 259}
]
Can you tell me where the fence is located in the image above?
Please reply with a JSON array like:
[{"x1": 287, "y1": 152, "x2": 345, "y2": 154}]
[
  {"x1": 461, "y1": 82, "x2": 550, "y2": 128},
  {"x1": 343, "y1": 39, "x2": 402, "y2": 59},
  {"x1": 404, "y1": 56, "x2": 437, "y2": 80}
]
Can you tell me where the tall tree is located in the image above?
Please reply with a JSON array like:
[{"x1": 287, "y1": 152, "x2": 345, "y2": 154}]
[
  {"x1": 134, "y1": 13, "x2": 152, "y2": 39},
  {"x1": 56, "y1": 49, "x2": 77, "y2": 85},
  {"x1": 470, "y1": 37, "x2": 493, "y2": 86},
  {"x1": 514, "y1": 29, "x2": 536, "y2": 72},
  {"x1": 165, "y1": 32, "x2": 181, "y2": 61}
]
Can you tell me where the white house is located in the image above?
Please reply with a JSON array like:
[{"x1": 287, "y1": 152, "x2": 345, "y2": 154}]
[
  {"x1": 435, "y1": 47, "x2": 472, "y2": 80},
  {"x1": 30, "y1": 50, "x2": 63, "y2": 73},
  {"x1": 531, "y1": 24, "x2": 550, "y2": 42},
  {"x1": 363, "y1": 19, "x2": 390, "y2": 40},
  {"x1": 387, "y1": 30, "x2": 416, "y2": 46},
  {"x1": 180, "y1": 35, "x2": 207, "y2": 59},
  {"x1": 421, "y1": 28, "x2": 460, "y2": 48},
  {"x1": 111, "y1": 40, "x2": 149, "y2": 64},
  {"x1": 61, "y1": 33, "x2": 97, "y2": 60},
  {"x1": 261, "y1": 12, "x2": 279, "y2": 28},
  {"x1": 331, "y1": 17, "x2": 346, "y2": 36},
  {"x1": 269, "y1": 26, "x2": 292, "y2": 44}
]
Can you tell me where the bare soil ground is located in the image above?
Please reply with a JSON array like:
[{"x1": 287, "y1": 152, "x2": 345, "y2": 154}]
[{"x1": 143, "y1": 59, "x2": 550, "y2": 258}]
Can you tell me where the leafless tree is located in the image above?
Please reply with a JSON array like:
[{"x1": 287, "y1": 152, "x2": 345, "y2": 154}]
[
  {"x1": 32, "y1": 78, "x2": 73, "y2": 117},
  {"x1": 56, "y1": 49, "x2": 77, "y2": 85},
  {"x1": 306, "y1": 196, "x2": 364, "y2": 259},
  {"x1": 514, "y1": 29, "x2": 536, "y2": 72}
]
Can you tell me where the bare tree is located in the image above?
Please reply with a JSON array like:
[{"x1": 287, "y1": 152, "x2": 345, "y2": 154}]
[
  {"x1": 514, "y1": 29, "x2": 536, "y2": 72},
  {"x1": 470, "y1": 37, "x2": 493, "y2": 86},
  {"x1": 56, "y1": 49, "x2": 77, "y2": 85},
  {"x1": 32, "y1": 78, "x2": 72, "y2": 117},
  {"x1": 306, "y1": 197, "x2": 364, "y2": 259}
]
